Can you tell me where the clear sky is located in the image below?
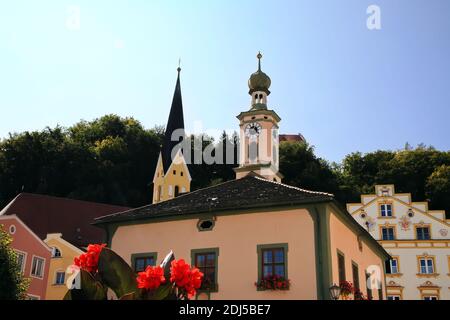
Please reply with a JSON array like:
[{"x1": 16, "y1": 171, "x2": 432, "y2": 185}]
[{"x1": 1, "y1": 0, "x2": 449, "y2": 162}]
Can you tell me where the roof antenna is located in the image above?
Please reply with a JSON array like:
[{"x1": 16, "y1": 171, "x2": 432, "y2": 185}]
[{"x1": 177, "y1": 58, "x2": 181, "y2": 73}]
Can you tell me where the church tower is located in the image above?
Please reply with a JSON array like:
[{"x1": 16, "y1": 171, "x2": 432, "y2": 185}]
[
  {"x1": 152, "y1": 66, "x2": 191, "y2": 204},
  {"x1": 234, "y1": 53, "x2": 283, "y2": 182}
]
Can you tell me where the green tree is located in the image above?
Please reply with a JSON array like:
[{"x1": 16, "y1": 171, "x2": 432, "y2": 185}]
[
  {"x1": 426, "y1": 165, "x2": 450, "y2": 214},
  {"x1": 279, "y1": 141, "x2": 340, "y2": 196},
  {"x1": 336, "y1": 146, "x2": 450, "y2": 218},
  {"x1": 0, "y1": 225, "x2": 30, "y2": 300}
]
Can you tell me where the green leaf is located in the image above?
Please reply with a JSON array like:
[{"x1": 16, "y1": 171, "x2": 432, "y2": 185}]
[
  {"x1": 63, "y1": 290, "x2": 73, "y2": 300},
  {"x1": 63, "y1": 270, "x2": 107, "y2": 300},
  {"x1": 152, "y1": 283, "x2": 174, "y2": 300},
  {"x1": 119, "y1": 292, "x2": 136, "y2": 300},
  {"x1": 98, "y1": 248, "x2": 138, "y2": 298}
]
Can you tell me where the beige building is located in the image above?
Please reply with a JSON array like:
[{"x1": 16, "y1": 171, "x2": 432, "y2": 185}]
[
  {"x1": 44, "y1": 233, "x2": 84, "y2": 300},
  {"x1": 347, "y1": 184, "x2": 450, "y2": 300},
  {"x1": 94, "y1": 54, "x2": 390, "y2": 300}
]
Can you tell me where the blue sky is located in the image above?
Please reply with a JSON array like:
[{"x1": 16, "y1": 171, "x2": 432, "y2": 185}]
[{"x1": 1, "y1": 0, "x2": 449, "y2": 162}]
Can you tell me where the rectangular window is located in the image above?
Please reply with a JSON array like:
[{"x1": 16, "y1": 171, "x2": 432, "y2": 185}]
[
  {"x1": 31, "y1": 256, "x2": 44, "y2": 278},
  {"x1": 380, "y1": 204, "x2": 393, "y2": 217},
  {"x1": 131, "y1": 253, "x2": 157, "y2": 272},
  {"x1": 419, "y1": 258, "x2": 434, "y2": 274},
  {"x1": 416, "y1": 227, "x2": 431, "y2": 240},
  {"x1": 381, "y1": 227, "x2": 395, "y2": 240},
  {"x1": 194, "y1": 252, "x2": 217, "y2": 290},
  {"x1": 387, "y1": 295, "x2": 401, "y2": 300},
  {"x1": 423, "y1": 296, "x2": 438, "y2": 300},
  {"x1": 338, "y1": 251, "x2": 346, "y2": 284},
  {"x1": 262, "y1": 248, "x2": 286, "y2": 278},
  {"x1": 257, "y1": 243, "x2": 288, "y2": 289},
  {"x1": 387, "y1": 258, "x2": 399, "y2": 274},
  {"x1": 16, "y1": 251, "x2": 26, "y2": 273},
  {"x1": 191, "y1": 248, "x2": 219, "y2": 292},
  {"x1": 352, "y1": 262, "x2": 360, "y2": 290},
  {"x1": 55, "y1": 271, "x2": 65, "y2": 285}
]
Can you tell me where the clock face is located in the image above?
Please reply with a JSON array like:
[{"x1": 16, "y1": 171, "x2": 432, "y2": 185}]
[{"x1": 245, "y1": 122, "x2": 262, "y2": 137}]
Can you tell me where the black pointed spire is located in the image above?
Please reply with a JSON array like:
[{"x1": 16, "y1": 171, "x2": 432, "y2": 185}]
[{"x1": 161, "y1": 66, "x2": 185, "y2": 173}]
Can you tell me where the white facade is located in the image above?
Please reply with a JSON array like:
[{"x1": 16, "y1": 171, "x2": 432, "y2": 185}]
[{"x1": 347, "y1": 185, "x2": 450, "y2": 300}]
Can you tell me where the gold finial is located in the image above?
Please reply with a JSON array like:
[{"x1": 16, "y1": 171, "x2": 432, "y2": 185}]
[
  {"x1": 257, "y1": 51, "x2": 262, "y2": 70},
  {"x1": 177, "y1": 58, "x2": 181, "y2": 73}
]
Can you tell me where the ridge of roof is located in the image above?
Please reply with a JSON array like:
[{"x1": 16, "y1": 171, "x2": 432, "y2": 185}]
[
  {"x1": 252, "y1": 176, "x2": 335, "y2": 197},
  {"x1": 94, "y1": 174, "x2": 335, "y2": 224}
]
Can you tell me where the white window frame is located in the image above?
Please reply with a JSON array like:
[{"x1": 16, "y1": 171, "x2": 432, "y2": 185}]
[
  {"x1": 55, "y1": 270, "x2": 65, "y2": 285},
  {"x1": 387, "y1": 295, "x2": 401, "y2": 300},
  {"x1": 15, "y1": 250, "x2": 27, "y2": 274},
  {"x1": 30, "y1": 255, "x2": 46, "y2": 279},
  {"x1": 423, "y1": 295, "x2": 438, "y2": 300},
  {"x1": 380, "y1": 204, "x2": 393, "y2": 217},
  {"x1": 419, "y1": 258, "x2": 434, "y2": 274},
  {"x1": 390, "y1": 259, "x2": 399, "y2": 274}
]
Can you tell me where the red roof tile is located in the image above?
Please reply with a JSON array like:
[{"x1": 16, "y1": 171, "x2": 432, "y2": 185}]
[{"x1": 0, "y1": 193, "x2": 129, "y2": 248}]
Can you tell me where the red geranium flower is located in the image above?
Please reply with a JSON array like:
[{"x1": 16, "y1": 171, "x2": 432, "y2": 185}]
[
  {"x1": 185, "y1": 267, "x2": 203, "y2": 298},
  {"x1": 170, "y1": 259, "x2": 191, "y2": 287},
  {"x1": 170, "y1": 259, "x2": 204, "y2": 299},
  {"x1": 74, "y1": 243, "x2": 106, "y2": 273},
  {"x1": 137, "y1": 265, "x2": 166, "y2": 290}
]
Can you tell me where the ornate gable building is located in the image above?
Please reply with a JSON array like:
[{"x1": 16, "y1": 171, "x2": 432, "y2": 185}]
[
  {"x1": 94, "y1": 54, "x2": 390, "y2": 300},
  {"x1": 347, "y1": 185, "x2": 450, "y2": 300}
]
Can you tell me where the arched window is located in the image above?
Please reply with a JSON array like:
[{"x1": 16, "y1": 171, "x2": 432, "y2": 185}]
[
  {"x1": 52, "y1": 247, "x2": 62, "y2": 258},
  {"x1": 175, "y1": 186, "x2": 180, "y2": 197}
]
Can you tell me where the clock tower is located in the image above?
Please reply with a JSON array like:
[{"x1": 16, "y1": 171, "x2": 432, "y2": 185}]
[{"x1": 234, "y1": 53, "x2": 283, "y2": 182}]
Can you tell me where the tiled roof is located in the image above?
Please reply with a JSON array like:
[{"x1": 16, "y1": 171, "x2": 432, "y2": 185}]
[
  {"x1": 0, "y1": 193, "x2": 129, "y2": 247},
  {"x1": 94, "y1": 174, "x2": 334, "y2": 224}
]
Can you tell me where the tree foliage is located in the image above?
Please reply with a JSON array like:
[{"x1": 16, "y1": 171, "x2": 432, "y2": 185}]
[
  {"x1": 0, "y1": 115, "x2": 448, "y2": 218},
  {"x1": 0, "y1": 225, "x2": 30, "y2": 300}
]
